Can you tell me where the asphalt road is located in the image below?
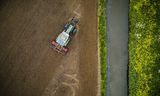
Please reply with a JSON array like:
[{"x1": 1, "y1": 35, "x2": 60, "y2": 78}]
[{"x1": 107, "y1": 0, "x2": 129, "y2": 96}]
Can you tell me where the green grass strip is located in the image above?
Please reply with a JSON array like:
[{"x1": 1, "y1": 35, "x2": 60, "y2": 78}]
[
  {"x1": 98, "y1": 0, "x2": 107, "y2": 96},
  {"x1": 129, "y1": 0, "x2": 160, "y2": 96}
]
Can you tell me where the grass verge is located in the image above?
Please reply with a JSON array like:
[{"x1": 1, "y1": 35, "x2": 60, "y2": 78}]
[
  {"x1": 98, "y1": 0, "x2": 107, "y2": 96},
  {"x1": 129, "y1": 0, "x2": 160, "y2": 96}
]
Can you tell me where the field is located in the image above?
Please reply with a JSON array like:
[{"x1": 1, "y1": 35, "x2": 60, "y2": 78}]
[
  {"x1": 129, "y1": 0, "x2": 160, "y2": 96},
  {"x1": 0, "y1": 0, "x2": 99, "y2": 96}
]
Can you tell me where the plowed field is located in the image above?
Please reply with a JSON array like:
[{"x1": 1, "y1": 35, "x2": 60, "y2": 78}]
[{"x1": 0, "y1": 0, "x2": 98, "y2": 96}]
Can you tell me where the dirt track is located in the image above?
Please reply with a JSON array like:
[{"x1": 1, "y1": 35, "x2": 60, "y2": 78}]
[{"x1": 0, "y1": 0, "x2": 98, "y2": 96}]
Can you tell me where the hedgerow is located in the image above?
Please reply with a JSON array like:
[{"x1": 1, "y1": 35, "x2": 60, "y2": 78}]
[
  {"x1": 129, "y1": 0, "x2": 160, "y2": 96},
  {"x1": 98, "y1": 0, "x2": 107, "y2": 96}
]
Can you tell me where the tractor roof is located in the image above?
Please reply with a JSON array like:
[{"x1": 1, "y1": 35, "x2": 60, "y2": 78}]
[{"x1": 56, "y1": 31, "x2": 69, "y2": 46}]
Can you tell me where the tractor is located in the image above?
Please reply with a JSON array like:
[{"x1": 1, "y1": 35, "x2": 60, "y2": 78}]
[{"x1": 50, "y1": 17, "x2": 79, "y2": 54}]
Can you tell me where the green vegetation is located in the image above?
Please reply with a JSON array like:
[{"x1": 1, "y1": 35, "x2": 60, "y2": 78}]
[
  {"x1": 129, "y1": 0, "x2": 160, "y2": 96},
  {"x1": 98, "y1": 0, "x2": 107, "y2": 96}
]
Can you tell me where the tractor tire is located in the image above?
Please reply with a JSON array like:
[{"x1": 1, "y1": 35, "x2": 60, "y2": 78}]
[
  {"x1": 72, "y1": 29, "x2": 77, "y2": 35},
  {"x1": 64, "y1": 23, "x2": 69, "y2": 29}
]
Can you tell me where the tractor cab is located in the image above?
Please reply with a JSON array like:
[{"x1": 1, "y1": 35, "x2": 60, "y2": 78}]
[{"x1": 56, "y1": 31, "x2": 70, "y2": 47}]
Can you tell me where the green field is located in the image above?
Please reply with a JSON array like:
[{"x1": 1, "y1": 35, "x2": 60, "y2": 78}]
[
  {"x1": 129, "y1": 0, "x2": 160, "y2": 96},
  {"x1": 98, "y1": 0, "x2": 107, "y2": 96}
]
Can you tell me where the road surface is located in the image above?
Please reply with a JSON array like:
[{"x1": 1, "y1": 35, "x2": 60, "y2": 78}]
[
  {"x1": 0, "y1": 0, "x2": 98, "y2": 96},
  {"x1": 107, "y1": 0, "x2": 129, "y2": 96}
]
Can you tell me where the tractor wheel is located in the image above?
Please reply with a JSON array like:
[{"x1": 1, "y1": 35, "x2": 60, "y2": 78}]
[
  {"x1": 64, "y1": 23, "x2": 69, "y2": 29},
  {"x1": 72, "y1": 29, "x2": 77, "y2": 35}
]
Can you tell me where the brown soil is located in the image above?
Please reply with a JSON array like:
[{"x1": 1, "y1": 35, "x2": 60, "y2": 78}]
[{"x1": 0, "y1": 0, "x2": 98, "y2": 96}]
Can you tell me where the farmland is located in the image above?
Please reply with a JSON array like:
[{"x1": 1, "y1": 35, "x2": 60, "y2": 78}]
[{"x1": 0, "y1": 0, "x2": 98, "y2": 96}]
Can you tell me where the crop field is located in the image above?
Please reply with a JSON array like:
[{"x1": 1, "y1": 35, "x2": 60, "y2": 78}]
[
  {"x1": 129, "y1": 0, "x2": 160, "y2": 96},
  {"x1": 0, "y1": 0, "x2": 98, "y2": 96}
]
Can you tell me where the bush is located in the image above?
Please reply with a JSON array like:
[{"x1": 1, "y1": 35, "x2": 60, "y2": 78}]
[
  {"x1": 98, "y1": 0, "x2": 107, "y2": 96},
  {"x1": 129, "y1": 0, "x2": 160, "y2": 96}
]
